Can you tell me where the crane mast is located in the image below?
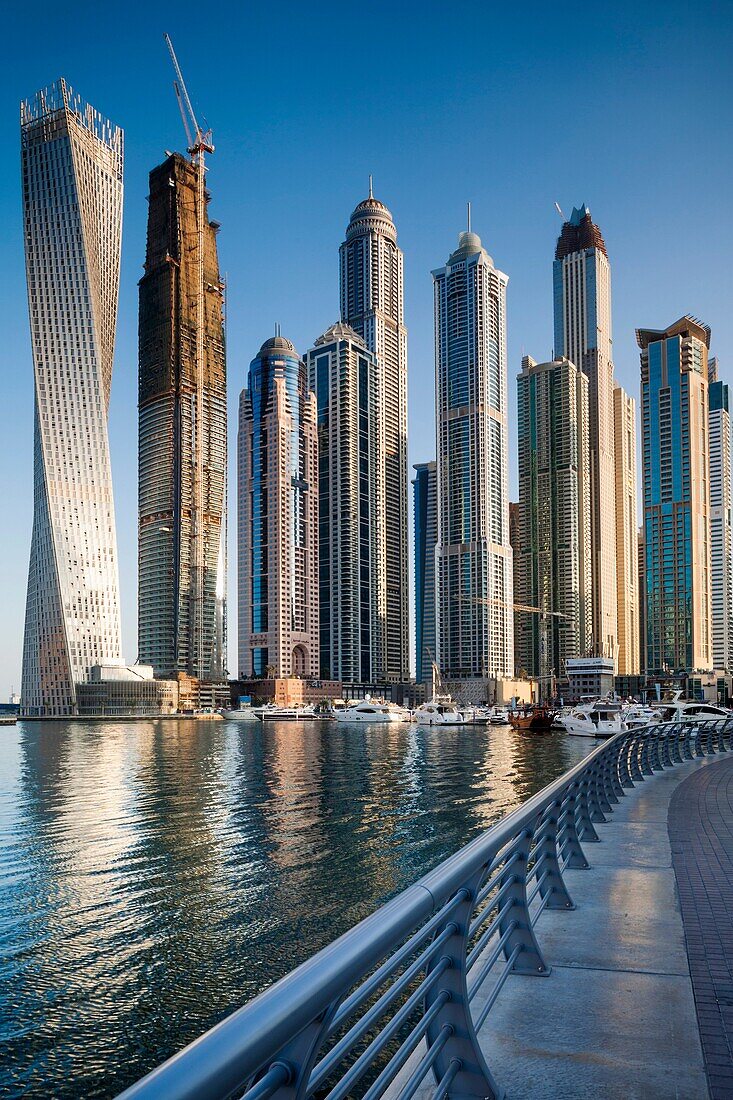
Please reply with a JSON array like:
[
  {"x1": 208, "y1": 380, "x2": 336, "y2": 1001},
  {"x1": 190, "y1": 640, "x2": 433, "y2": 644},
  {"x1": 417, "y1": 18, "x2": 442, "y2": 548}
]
[{"x1": 164, "y1": 33, "x2": 214, "y2": 679}]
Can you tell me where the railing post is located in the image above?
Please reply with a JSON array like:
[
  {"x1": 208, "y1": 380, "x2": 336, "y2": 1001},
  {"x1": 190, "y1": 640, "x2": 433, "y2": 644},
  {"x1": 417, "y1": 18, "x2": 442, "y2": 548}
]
[
  {"x1": 497, "y1": 828, "x2": 549, "y2": 976},
  {"x1": 616, "y1": 735, "x2": 635, "y2": 789},
  {"x1": 722, "y1": 719, "x2": 733, "y2": 752},
  {"x1": 589, "y1": 763, "x2": 611, "y2": 819},
  {"x1": 691, "y1": 722, "x2": 705, "y2": 757},
  {"x1": 575, "y1": 774, "x2": 600, "y2": 842},
  {"x1": 649, "y1": 730, "x2": 663, "y2": 770},
  {"x1": 606, "y1": 744, "x2": 626, "y2": 799},
  {"x1": 639, "y1": 732, "x2": 654, "y2": 775},
  {"x1": 558, "y1": 783, "x2": 590, "y2": 869},
  {"x1": 533, "y1": 801, "x2": 574, "y2": 910},
  {"x1": 660, "y1": 729, "x2": 672, "y2": 768},
  {"x1": 627, "y1": 733, "x2": 645, "y2": 782},
  {"x1": 668, "y1": 723, "x2": 684, "y2": 765},
  {"x1": 424, "y1": 880, "x2": 505, "y2": 1100},
  {"x1": 680, "y1": 722, "x2": 695, "y2": 760}
]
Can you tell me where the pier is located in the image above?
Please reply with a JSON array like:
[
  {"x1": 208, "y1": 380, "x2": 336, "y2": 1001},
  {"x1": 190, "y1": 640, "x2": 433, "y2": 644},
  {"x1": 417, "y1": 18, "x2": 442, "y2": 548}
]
[{"x1": 118, "y1": 720, "x2": 733, "y2": 1099}]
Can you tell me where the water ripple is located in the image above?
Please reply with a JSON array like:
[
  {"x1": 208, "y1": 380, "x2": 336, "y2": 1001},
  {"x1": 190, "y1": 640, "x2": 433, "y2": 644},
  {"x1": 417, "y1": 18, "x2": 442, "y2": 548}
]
[{"x1": 0, "y1": 718, "x2": 588, "y2": 1098}]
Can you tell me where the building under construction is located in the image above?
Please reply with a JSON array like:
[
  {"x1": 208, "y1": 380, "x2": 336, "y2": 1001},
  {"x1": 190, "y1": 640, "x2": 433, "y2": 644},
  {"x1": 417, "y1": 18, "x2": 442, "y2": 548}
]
[{"x1": 138, "y1": 152, "x2": 227, "y2": 681}]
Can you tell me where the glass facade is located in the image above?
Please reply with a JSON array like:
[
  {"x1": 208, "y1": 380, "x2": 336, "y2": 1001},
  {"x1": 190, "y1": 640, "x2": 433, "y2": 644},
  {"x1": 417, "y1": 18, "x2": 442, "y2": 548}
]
[
  {"x1": 413, "y1": 462, "x2": 437, "y2": 692},
  {"x1": 305, "y1": 325, "x2": 378, "y2": 683},
  {"x1": 434, "y1": 230, "x2": 513, "y2": 682},
  {"x1": 238, "y1": 336, "x2": 318, "y2": 679},
  {"x1": 640, "y1": 320, "x2": 712, "y2": 673},
  {"x1": 20, "y1": 80, "x2": 123, "y2": 716}
]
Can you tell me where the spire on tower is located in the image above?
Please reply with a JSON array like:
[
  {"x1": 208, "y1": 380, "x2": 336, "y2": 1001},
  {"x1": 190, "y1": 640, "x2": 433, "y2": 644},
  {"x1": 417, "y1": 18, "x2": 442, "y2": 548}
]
[{"x1": 368, "y1": 174, "x2": 373, "y2": 199}]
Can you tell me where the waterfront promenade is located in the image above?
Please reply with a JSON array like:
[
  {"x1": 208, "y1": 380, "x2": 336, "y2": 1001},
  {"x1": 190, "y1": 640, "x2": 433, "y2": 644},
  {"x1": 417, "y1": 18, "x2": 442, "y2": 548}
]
[
  {"x1": 119, "y1": 724, "x2": 733, "y2": 1100},
  {"x1": 467, "y1": 753, "x2": 731, "y2": 1099}
]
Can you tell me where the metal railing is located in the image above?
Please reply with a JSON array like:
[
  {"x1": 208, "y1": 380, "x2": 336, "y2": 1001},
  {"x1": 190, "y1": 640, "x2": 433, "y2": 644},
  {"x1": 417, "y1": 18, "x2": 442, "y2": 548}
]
[{"x1": 119, "y1": 718, "x2": 733, "y2": 1100}]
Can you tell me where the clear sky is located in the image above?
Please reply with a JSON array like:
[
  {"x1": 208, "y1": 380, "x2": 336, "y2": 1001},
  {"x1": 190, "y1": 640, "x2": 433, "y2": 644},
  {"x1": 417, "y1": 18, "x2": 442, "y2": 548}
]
[{"x1": 1, "y1": 0, "x2": 732, "y2": 694}]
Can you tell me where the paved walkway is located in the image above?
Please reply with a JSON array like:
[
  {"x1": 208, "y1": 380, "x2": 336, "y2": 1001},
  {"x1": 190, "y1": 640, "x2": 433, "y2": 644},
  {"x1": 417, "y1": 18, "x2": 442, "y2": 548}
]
[
  {"x1": 669, "y1": 756, "x2": 733, "y2": 1100},
  {"x1": 389, "y1": 751, "x2": 733, "y2": 1099}
]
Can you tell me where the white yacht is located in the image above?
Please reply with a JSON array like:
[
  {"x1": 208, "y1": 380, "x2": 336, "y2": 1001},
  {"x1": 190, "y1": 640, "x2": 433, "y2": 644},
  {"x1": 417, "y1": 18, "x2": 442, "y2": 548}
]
[
  {"x1": 333, "y1": 700, "x2": 411, "y2": 724},
  {"x1": 489, "y1": 706, "x2": 510, "y2": 725},
  {"x1": 559, "y1": 699, "x2": 626, "y2": 739},
  {"x1": 223, "y1": 702, "x2": 262, "y2": 722},
  {"x1": 413, "y1": 697, "x2": 466, "y2": 727},
  {"x1": 256, "y1": 705, "x2": 318, "y2": 722},
  {"x1": 622, "y1": 704, "x2": 660, "y2": 729},
  {"x1": 652, "y1": 692, "x2": 730, "y2": 723}
]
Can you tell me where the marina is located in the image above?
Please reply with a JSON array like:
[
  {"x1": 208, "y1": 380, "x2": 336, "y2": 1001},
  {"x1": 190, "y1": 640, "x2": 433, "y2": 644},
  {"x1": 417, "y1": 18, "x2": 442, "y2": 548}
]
[{"x1": 0, "y1": 717, "x2": 588, "y2": 1099}]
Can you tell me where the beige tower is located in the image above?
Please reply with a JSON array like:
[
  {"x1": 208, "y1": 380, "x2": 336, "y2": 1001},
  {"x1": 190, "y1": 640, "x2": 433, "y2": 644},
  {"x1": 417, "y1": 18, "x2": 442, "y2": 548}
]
[
  {"x1": 554, "y1": 206, "x2": 617, "y2": 663},
  {"x1": 613, "y1": 386, "x2": 640, "y2": 674},
  {"x1": 238, "y1": 335, "x2": 319, "y2": 679}
]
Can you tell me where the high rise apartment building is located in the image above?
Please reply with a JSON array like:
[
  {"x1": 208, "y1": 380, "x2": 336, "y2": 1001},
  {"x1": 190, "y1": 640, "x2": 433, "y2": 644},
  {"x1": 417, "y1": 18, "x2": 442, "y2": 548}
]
[
  {"x1": 613, "y1": 386, "x2": 640, "y2": 674},
  {"x1": 138, "y1": 153, "x2": 227, "y2": 681},
  {"x1": 305, "y1": 324, "x2": 378, "y2": 682},
  {"x1": 340, "y1": 187, "x2": 409, "y2": 681},
  {"x1": 413, "y1": 462, "x2": 438, "y2": 696},
  {"x1": 21, "y1": 81, "x2": 123, "y2": 716},
  {"x1": 238, "y1": 335, "x2": 319, "y2": 679},
  {"x1": 639, "y1": 317, "x2": 712, "y2": 673},
  {"x1": 516, "y1": 356, "x2": 592, "y2": 685},
  {"x1": 708, "y1": 357, "x2": 733, "y2": 671},
  {"x1": 433, "y1": 228, "x2": 513, "y2": 683},
  {"x1": 554, "y1": 206, "x2": 617, "y2": 661}
]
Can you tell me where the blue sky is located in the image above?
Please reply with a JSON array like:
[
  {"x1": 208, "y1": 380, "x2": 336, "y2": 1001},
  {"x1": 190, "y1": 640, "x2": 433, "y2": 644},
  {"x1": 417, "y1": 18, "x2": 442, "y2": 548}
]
[{"x1": 1, "y1": 0, "x2": 732, "y2": 692}]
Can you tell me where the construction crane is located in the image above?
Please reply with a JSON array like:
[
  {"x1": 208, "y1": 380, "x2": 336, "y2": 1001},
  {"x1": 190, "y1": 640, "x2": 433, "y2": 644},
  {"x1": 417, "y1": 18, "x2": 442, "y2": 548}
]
[
  {"x1": 455, "y1": 594, "x2": 569, "y2": 701},
  {"x1": 459, "y1": 594, "x2": 570, "y2": 620},
  {"x1": 164, "y1": 33, "x2": 213, "y2": 679}
]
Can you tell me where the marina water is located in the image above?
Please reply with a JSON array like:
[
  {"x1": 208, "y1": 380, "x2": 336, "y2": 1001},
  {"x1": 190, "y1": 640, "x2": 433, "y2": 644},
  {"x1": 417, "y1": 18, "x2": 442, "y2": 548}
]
[{"x1": 0, "y1": 719, "x2": 589, "y2": 1098}]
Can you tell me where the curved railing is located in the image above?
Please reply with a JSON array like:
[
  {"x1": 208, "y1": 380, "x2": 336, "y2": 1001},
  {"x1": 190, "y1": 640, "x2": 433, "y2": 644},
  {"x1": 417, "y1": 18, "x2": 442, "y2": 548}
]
[{"x1": 118, "y1": 718, "x2": 733, "y2": 1100}]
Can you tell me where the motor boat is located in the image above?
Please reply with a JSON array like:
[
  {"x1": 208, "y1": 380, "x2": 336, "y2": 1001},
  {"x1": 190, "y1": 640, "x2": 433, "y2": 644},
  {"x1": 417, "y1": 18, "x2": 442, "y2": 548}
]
[
  {"x1": 652, "y1": 691, "x2": 731, "y2": 723},
  {"x1": 489, "y1": 706, "x2": 509, "y2": 725},
  {"x1": 223, "y1": 704, "x2": 262, "y2": 721},
  {"x1": 333, "y1": 699, "x2": 411, "y2": 724},
  {"x1": 559, "y1": 699, "x2": 626, "y2": 739},
  {"x1": 413, "y1": 697, "x2": 466, "y2": 726},
  {"x1": 460, "y1": 706, "x2": 491, "y2": 725},
  {"x1": 622, "y1": 704, "x2": 660, "y2": 729},
  {"x1": 256, "y1": 705, "x2": 319, "y2": 722}
]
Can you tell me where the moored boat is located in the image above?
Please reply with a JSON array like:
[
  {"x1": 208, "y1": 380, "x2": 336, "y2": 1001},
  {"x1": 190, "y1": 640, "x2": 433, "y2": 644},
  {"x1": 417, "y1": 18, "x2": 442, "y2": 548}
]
[
  {"x1": 413, "y1": 697, "x2": 466, "y2": 726},
  {"x1": 333, "y1": 700, "x2": 411, "y2": 724},
  {"x1": 508, "y1": 704, "x2": 557, "y2": 734}
]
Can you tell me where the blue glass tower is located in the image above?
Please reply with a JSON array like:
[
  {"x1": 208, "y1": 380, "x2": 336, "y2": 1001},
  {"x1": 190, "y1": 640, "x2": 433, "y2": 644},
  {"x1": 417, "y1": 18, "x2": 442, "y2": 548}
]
[{"x1": 638, "y1": 317, "x2": 712, "y2": 673}]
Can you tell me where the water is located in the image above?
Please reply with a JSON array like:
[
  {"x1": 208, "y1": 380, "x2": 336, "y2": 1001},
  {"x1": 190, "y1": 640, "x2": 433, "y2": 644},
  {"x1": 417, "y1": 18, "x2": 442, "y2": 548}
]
[{"x1": 0, "y1": 718, "x2": 589, "y2": 1098}]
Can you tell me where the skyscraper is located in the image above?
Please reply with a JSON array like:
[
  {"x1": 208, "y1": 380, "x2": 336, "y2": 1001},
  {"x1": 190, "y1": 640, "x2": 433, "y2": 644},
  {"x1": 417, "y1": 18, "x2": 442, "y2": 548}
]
[
  {"x1": 554, "y1": 205, "x2": 617, "y2": 661},
  {"x1": 238, "y1": 334, "x2": 319, "y2": 679},
  {"x1": 340, "y1": 186, "x2": 408, "y2": 682},
  {"x1": 509, "y1": 502, "x2": 524, "y2": 675},
  {"x1": 708, "y1": 357, "x2": 733, "y2": 671},
  {"x1": 413, "y1": 461, "x2": 437, "y2": 696},
  {"x1": 305, "y1": 323, "x2": 378, "y2": 683},
  {"x1": 613, "y1": 385, "x2": 640, "y2": 674},
  {"x1": 516, "y1": 356, "x2": 592, "y2": 686},
  {"x1": 433, "y1": 226, "x2": 513, "y2": 685},
  {"x1": 638, "y1": 317, "x2": 712, "y2": 673},
  {"x1": 21, "y1": 80, "x2": 123, "y2": 716},
  {"x1": 138, "y1": 153, "x2": 227, "y2": 682}
]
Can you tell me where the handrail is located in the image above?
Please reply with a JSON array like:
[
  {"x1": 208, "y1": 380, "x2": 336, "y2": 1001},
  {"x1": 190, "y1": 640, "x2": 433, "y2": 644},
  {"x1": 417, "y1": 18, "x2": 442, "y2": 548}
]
[{"x1": 118, "y1": 717, "x2": 733, "y2": 1100}]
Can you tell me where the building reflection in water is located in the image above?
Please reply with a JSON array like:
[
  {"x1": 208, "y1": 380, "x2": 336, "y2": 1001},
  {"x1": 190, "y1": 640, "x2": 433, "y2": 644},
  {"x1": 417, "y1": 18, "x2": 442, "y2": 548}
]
[{"x1": 0, "y1": 719, "x2": 589, "y2": 1100}]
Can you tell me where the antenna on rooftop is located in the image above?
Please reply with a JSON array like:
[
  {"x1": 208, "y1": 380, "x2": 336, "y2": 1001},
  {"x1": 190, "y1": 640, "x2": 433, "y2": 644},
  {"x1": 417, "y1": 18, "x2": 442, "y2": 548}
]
[
  {"x1": 368, "y1": 174, "x2": 373, "y2": 199},
  {"x1": 467, "y1": 201, "x2": 471, "y2": 233}
]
